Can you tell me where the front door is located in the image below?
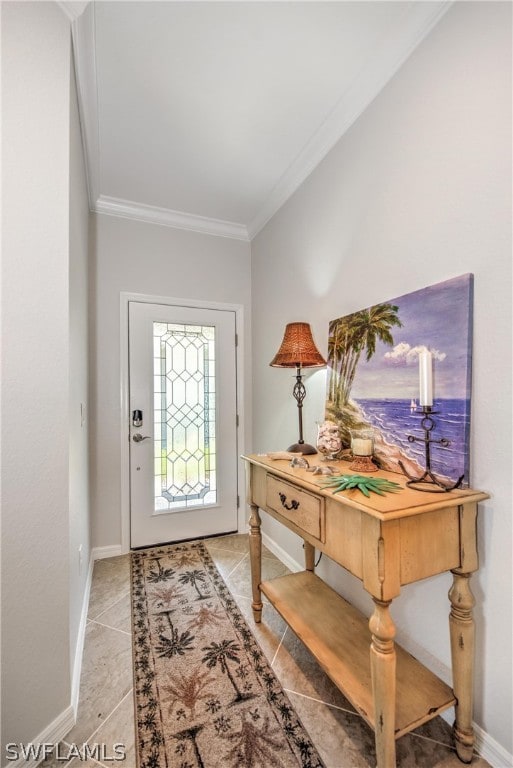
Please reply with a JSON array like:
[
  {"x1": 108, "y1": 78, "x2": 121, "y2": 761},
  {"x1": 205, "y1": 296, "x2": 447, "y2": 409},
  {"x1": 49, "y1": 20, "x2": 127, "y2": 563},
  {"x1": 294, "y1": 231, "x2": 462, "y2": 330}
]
[{"x1": 129, "y1": 301, "x2": 238, "y2": 548}]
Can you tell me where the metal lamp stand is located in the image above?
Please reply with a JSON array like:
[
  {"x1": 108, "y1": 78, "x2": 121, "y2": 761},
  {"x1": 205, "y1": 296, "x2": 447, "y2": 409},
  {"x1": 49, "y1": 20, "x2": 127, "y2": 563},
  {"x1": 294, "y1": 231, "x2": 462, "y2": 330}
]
[{"x1": 287, "y1": 365, "x2": 317, "y2": 455}]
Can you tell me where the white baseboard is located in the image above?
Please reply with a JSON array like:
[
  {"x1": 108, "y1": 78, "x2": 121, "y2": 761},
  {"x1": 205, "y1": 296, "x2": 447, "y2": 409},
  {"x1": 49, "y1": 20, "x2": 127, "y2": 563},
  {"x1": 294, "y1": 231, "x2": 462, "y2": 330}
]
[
  {"x1": 394, "y1": 628, "x2": 452, "y2": 687},
  {"x1": 71, "y1": 553, "x2": 94, "y2": 717},
  {"x1": 473, "y1": 724, "x2": 512, "y2": 768},
  {"x1": 72, "y1": 546, "x2": 124, "y2": 715},
  {"x1": 91, "y1": 544, "x2": 123, "y2": 560},
  {"x1": 261, "y1": 531, "x2": 302, "y2": 573},
  {"x1": 438, "y1": 712, "x2": 512, "y2": 767},
  {"x1": 6, "y1": 560, "x2": 93, "y2": 768},
  {"x1": 262, "y1": 529, "x2": 511, "y2": 768},
  {"x1": 5, "y1": 706, "x2": 75, "y2": 768},
  {"x1": 392, "y1": 630, "x2": 513, "y2": 766}
]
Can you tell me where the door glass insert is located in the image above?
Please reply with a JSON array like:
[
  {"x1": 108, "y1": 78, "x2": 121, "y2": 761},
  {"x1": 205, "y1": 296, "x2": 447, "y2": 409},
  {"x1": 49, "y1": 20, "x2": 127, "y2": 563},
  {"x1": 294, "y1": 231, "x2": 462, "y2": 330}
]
[{"x1": 153, "y1": 322, "x2": 216, "y2": 512}]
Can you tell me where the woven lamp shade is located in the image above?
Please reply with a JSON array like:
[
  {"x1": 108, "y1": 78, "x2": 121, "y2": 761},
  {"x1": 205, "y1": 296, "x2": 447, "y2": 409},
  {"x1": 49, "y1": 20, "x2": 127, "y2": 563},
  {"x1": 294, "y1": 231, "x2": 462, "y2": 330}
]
[{"x1": 270, "y1": 322, "x2": 326, "y2": 368}]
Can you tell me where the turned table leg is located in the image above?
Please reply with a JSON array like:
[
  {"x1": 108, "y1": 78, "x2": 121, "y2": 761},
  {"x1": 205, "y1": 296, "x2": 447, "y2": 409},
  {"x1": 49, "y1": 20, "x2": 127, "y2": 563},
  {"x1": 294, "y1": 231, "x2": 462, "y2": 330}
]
[
  {"x1": 304, "y1": 540, "x2": 315, "y2": 572},
  {"x1": 369, "y1": 599, "x2": 397, "y2": 768},
  {"x1": 249, "y1": 503, "x2": 263, "y2": 622},
  {"x1": 449, "y1": 571, "x2": 476, "y2": 763}
]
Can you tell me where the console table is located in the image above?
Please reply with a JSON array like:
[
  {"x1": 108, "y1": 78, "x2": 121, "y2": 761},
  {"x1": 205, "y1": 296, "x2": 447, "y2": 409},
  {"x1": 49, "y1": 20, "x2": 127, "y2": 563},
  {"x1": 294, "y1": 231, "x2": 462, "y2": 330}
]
[{"x1": 242, "y1": 453, "x2": 488, "y2": 768}]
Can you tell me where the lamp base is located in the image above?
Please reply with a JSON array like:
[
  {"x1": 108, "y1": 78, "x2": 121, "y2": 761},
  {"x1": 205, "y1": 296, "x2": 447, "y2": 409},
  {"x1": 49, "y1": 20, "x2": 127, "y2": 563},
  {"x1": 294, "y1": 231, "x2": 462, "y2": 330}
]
[{"x1": 287, "y1": 442, "x2": 317, "y2": 455}]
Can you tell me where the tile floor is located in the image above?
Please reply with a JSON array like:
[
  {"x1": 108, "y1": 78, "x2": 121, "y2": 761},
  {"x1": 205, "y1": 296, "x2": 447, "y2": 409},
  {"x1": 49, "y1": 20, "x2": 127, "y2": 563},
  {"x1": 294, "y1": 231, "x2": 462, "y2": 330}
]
[{"x1": 47, "y1": 534, "x2": 491, "y2": 768}]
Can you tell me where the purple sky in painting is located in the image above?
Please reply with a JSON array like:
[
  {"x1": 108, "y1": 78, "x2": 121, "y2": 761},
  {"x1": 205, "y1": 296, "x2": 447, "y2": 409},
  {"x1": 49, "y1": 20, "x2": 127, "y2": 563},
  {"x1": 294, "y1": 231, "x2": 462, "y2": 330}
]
[{"x1": 345, "y1": 274, "x2": 473, "y2": 400}]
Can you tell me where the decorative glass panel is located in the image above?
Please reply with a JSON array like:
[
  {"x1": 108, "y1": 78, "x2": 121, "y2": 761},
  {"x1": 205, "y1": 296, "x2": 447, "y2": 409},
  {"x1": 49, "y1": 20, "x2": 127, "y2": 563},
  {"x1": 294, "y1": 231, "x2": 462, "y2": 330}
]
[{"x1": 153, "y1": 322, "x2": 216, "y2": 512}]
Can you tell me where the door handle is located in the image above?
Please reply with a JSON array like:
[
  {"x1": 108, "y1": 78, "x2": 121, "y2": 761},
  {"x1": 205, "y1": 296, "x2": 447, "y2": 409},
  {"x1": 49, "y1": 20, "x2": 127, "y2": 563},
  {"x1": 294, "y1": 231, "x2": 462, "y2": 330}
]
[{"x1": 132, "y1": 433, "x2": 151, "y2": 443}]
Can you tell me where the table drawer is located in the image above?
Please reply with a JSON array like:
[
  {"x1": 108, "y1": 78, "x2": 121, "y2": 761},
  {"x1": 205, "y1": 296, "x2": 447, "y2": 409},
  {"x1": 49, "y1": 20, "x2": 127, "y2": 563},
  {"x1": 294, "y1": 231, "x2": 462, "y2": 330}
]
[{"x1": 266, "y1": 475, "x2": 323, "y2": 540}]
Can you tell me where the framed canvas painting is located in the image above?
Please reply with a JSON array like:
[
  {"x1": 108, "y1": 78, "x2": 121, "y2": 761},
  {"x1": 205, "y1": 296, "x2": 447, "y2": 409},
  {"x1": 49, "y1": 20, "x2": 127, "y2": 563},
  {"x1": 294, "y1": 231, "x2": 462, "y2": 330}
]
[{"x1": 325, "y1": 274, "x2": 473, "y2": 486}]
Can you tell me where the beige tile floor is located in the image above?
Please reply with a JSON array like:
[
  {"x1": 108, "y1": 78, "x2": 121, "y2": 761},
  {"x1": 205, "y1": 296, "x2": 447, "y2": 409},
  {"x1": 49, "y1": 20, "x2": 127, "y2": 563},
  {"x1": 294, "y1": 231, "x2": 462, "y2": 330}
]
[{"x1": 46, "y1": 534, "x2": 491, "y2": 768}]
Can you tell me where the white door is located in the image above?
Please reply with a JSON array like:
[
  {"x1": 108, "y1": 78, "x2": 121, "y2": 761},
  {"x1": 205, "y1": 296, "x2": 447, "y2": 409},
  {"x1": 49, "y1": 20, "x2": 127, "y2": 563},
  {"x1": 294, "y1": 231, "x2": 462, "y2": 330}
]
[{"x1": 129, "y1": 301, "x2": 238, "y2": 548}]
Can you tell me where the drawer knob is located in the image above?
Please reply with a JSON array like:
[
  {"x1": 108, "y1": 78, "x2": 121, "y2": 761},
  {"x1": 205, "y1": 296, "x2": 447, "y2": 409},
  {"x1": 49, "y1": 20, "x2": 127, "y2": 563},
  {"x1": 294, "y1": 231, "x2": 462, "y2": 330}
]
[{"x1": 279, "y1": 492, "x2": 299, "y2": 511}]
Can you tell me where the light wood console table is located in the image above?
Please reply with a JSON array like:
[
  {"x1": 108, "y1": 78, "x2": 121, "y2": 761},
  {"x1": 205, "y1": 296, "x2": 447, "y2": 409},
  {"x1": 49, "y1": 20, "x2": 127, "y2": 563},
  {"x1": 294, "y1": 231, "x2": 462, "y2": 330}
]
[{"x1": 242, "y1": 453, "x2": 488, "y2": 768}]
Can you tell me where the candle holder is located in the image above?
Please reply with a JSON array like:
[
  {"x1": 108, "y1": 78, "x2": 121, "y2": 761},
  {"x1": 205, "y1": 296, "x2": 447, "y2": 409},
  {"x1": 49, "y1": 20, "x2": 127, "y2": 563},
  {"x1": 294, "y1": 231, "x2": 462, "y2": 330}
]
[
  {"x1": 398, "y1": 407, "x2": 464, "y2": 492},
  {"x1": 349, "y1": 428, "x2": 377, "y2": 473}
]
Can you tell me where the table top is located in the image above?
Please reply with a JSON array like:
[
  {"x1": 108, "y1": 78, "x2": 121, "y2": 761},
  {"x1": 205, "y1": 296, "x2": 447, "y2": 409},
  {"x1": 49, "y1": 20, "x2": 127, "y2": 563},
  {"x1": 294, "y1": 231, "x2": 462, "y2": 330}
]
[{"x1": 242, "y1": 453, "x2": 489, "y2": 521}]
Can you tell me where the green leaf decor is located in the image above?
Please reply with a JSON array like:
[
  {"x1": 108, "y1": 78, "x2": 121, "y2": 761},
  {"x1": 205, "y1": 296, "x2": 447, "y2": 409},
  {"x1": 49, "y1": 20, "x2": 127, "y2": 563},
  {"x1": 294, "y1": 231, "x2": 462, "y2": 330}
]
[{"x1": 319, "y1": 474, "x2": 403, "y2": 498}]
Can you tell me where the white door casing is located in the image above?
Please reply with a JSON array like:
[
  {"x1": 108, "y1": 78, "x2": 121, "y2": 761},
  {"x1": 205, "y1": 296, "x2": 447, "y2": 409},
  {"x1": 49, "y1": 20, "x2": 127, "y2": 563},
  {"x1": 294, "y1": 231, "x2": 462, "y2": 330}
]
[{"x1": 124, "y1": 296, "x2": 242, "y2": 549}]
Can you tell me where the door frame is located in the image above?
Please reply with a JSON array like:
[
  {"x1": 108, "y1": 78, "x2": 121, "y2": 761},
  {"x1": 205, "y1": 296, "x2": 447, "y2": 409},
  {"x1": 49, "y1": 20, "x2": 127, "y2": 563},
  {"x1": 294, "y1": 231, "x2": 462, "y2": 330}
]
[{"x1": 120, "y1": 291, "x2": 246, "y2": 553}]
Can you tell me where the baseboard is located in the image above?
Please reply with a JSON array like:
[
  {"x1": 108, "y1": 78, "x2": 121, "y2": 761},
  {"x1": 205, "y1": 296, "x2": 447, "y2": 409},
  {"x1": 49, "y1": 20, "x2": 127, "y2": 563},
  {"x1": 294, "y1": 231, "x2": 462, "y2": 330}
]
[
  {"x1": 263, "y1": 529, "x2": 512, "y2": 768},
  {"x1": 393, "y1": 630, "x2": 512, "y2": 766},
  {"x1": 91, "y1": 544, "x2": 123, "y2": 560},
  {"x1": 261, "y1": 531, "x2": 302, "y2": 573},
  {"x1": 470, "y1": 723, "x2": 512, "y2": 768},
  {"x1": 71, "y1": 547, "x2": 122, "y2": 713},
  {"x1": 439, "y1": 712, "x2": 512, "y2": 767},
  {"x1": 5, "y1": 559, "x2": 93, "y2": 768},
  {"x1": 71, "y1": 552, "x2": 94, "y2": 717},
  {"x1": 394, "y1": 627, "x2": 452, "y2": 687},
  {"x1": 4, "y1": 706, "x2": 75, "y2": 768}
]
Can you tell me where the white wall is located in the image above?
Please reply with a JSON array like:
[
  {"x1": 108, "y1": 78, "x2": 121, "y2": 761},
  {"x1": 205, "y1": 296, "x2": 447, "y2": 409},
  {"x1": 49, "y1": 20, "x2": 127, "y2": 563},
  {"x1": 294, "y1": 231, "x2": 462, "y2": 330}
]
[
  {"x1": 89, "y1": 214, "x2": 251, "y2": 548},
  {"x1": 68, "y1": 53, "x2": 91, "y2": 683},
  {"x1": 251, "y1": 1, "x2": 512, "y2": 759},
  {"x1": 1, "y1": 1, "x2": 72, "y2": 750}
]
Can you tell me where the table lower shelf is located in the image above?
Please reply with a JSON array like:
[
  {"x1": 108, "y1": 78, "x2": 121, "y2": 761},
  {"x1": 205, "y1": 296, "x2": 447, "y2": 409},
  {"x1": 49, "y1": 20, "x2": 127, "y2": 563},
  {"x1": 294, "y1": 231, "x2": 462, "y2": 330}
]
[{"x1": 260, "y1": 570, "x2": 455, "y2": 738}]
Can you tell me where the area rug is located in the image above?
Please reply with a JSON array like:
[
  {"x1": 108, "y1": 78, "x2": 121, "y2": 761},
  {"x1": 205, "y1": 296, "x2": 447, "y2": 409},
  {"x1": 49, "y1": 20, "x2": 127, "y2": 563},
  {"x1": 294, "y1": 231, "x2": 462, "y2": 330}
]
[{"x1": 131, "y1": 540, "x2": 325, "y2": 768}]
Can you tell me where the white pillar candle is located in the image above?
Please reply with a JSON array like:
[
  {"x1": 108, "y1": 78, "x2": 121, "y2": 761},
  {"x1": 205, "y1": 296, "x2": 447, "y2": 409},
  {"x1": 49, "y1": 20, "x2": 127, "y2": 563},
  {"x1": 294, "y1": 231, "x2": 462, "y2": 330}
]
[
  {"x1": 352, "y1": 438, "x2": 373, "y2": 456},
  {"x1": 419, "y1": 349, "x2": 433, "y2": 407}
]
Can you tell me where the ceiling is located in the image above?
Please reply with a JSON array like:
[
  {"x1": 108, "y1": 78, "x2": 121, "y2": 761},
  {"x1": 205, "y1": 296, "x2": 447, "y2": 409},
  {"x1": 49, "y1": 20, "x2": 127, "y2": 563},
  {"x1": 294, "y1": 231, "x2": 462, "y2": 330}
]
[{"x1": 69, "y1": 1, "x2": 451, "y2": 241}]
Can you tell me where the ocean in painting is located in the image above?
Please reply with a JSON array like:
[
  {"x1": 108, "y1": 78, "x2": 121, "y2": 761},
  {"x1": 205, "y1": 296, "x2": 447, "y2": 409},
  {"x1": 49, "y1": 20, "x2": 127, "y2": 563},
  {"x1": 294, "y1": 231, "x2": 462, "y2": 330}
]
[{"x1": 356, "y1": 398, "x2": 470, "y2": 483}]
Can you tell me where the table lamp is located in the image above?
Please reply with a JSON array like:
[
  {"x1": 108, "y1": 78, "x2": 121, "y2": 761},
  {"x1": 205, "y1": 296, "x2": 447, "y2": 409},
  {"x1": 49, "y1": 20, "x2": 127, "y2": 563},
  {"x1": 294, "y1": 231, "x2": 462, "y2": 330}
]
[{"x1": 270, "y1": 322, "x2": 326, "y2": 454}]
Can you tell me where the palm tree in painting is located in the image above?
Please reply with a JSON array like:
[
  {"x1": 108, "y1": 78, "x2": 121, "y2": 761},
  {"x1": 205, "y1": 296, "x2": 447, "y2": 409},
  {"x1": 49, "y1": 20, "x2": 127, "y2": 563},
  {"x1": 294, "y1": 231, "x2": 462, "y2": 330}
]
[
  {"x1": 328, "y1": 303, "x2": 402, "y2": 408},
  {"x1": 202, "y1": 639, "x2": 253, "y2": 704},
  {"x1": 178, "y1": 569, "x2": 210, "y2": 600}
]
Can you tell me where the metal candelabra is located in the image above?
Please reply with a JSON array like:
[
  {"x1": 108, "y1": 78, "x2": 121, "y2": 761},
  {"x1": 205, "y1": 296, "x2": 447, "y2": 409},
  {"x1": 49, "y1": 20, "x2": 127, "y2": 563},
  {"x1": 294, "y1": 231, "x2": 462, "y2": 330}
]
[{"x1": 398, "y1": 406, "x2": 464, "y2": 492}]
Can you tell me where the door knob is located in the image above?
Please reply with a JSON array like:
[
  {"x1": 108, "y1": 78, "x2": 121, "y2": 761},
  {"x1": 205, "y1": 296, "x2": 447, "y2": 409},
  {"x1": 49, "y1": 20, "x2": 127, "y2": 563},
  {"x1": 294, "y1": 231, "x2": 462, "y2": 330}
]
[{"x1": 132, "y1": 433, "x2": 151, "y2": 443}]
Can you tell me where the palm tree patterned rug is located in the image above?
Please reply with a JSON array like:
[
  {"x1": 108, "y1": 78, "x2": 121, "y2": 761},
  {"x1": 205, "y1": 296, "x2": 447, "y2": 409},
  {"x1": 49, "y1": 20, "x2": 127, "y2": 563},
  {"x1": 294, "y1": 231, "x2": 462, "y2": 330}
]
[{"x1": 131, "y1": 540, "x2": 325, "y2": 768}]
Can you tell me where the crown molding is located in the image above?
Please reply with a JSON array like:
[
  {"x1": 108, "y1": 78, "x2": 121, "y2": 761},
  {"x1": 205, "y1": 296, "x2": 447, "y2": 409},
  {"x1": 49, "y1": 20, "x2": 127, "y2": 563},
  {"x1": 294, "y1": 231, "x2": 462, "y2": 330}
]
[
  {"x1": 247, "y1": 0, "x2": 453, "y2": 240},
  {"x1": 95, "y1": 195, "x2": 250, "y2": 242},
  {"x1": 70, "y1": 5, "x2": 248, "y2": 241},
  {"x1": 72, "y1": 0, "x2": 451, "y2": 243}
]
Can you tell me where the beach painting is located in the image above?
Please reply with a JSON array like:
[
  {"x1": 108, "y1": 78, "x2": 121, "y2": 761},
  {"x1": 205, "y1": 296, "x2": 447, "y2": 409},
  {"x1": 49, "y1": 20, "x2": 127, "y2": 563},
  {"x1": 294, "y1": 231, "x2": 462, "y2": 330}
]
[{"x1": 325, "y1": 274, "x2": 473, "y2": 486}]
